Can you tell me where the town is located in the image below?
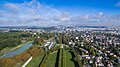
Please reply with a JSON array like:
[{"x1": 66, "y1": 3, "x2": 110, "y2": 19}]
[
  {"x1": 0, "y1": 26, "x2": 120, "y2": 67},
  {"x1": 0, "y1": 0, "x2": 120, "y2": 67}
]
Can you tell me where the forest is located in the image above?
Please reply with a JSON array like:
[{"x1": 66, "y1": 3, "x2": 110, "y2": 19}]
[{"x1": 0, "y1": 32, "x2": 32, "y2": 51}]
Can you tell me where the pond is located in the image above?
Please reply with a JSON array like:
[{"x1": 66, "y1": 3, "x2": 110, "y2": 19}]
[{"x1": 0, "y1": 42, "x2": 33, "y2": 58}]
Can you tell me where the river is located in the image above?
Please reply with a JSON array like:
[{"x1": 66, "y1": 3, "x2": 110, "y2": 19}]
[{"x1": 0, "y1": 42, "x2": 33, "y2": 58}]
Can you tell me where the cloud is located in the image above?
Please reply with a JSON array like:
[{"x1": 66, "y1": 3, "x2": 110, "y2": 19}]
[
  {"x1": 99, "y1": 12, "x2": 103, "y2": 16},
  {"x1": 0, "y1": 0, "x2": 120, "y2": 27},
  {"x1": 0, "y1": 0, "x2": 71, "y2": 26}
]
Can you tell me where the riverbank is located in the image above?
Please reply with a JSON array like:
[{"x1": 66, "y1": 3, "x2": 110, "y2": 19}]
[
  {"x1": 0, "y1": 45, "x2": 44, "y2": 67},
  {"x1": 0, "y1": 41, "x2": 33, "y2": 56}
]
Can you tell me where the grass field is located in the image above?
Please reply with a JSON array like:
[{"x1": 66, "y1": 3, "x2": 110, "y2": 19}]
[
  {"x1": 26, "y1": 55, "x2": 44, "y2": 67},
  {"x1": 58, "y1": 48, "x2": 62, "y2": 67},
  {"x1": 58, "y1": 46, "x2": 75, "y2": 67},
  {"x1": 45, "y1": 51, "x2": 58, "y2": 67},
  {"x1": 26, "y1": 47, "x2": 75, "y2": 67},
  {"x1": 64, "y1": 50, "x2": 75, "y2": 67}
]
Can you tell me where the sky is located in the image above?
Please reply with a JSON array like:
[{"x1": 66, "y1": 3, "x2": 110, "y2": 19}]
[{"x1": 0, "y1": 0, "x2": 120, "y2": 27}]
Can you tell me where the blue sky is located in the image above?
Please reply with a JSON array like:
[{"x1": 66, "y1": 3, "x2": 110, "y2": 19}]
[
  {"x1": 0, "y1": 0, "x2": 120, "y2": 13},
  {"x1": 0, "y1": 0, "x2": 120, "y2": 26}
]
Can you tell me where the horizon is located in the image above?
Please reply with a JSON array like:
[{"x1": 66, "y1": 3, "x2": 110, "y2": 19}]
[
  {"x1": 0, "y1": 0, "x2": 120, "y2": 27},
  {"x1": 0, "y1": 1, "x2": 120, "y2": 66}
]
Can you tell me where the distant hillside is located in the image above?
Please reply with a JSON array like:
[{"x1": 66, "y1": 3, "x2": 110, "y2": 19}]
[{"x1": 76, "y1": 26, "x2": 108, "y2": 28}]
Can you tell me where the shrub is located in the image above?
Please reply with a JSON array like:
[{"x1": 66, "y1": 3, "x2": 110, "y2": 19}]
[
  {"x1": 22, "y1": 53, "x2": 31, "y2": 62},
  {"x1": 29, "y1": 46, "x2": 43, "y2": 57},
  {"x1": 13, "y1": 54, "x2": 23, "y2": 62},
  {"x1": 0, "y1": 58, "x2": 17, "y2": 67}
]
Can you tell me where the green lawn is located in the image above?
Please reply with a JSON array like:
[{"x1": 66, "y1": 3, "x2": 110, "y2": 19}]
[
  {"x1": 45, "y1": 51, "x2": 58, "y2": 67},
  {"x1": 17, "y1": 62, "x2": 24, "y2": 67},
  {"x1": 64, "y1": 50, "x2": 74, "y2": 67},
  {"x1": 58, "y1": 49, "x2": 62, "y2": 67},
  {"x1": 26, "y1": 55, "x2": 44, "y2": 67},
  {"x1": 58, "y1": 48, "x2": 65, "y2": 67},
  {"x1": 26, "y1": 47, "x2": 74, "y2": 67}
]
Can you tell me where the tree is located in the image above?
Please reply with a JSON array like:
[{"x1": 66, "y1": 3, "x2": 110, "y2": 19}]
[
  {"x1": 0, "y1": 32, "x2": 32, "y2": 51},
  {"x1": 58, "y1": 33, "x2": 62, "y2": 44},
  {"x1": 13, "y1": 54, "x2": 23, "y2": 62},
  {"x1": 22, "y1": 53, "x2": 31, "y2": 62},
  {"x1": 29, "y1": 46, "x2": 43, "y2": 57},
  {"x1": 33, "y1": 38, "x2": 45, "y2": 46},
  {"x1": 0, "y1": 58, "x2": 17, "y2": 67}
]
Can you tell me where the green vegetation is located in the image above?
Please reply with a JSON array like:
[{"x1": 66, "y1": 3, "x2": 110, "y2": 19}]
[
  {"x1": 0, "y1": 46, "x2": 44, "y2": 67},
  {"x1": 33, "y1": 33, "x2": 55, "y2": 46},
  {"x1": 45, "y1": 51, "x2": 58, "y2": 67},
  {"x1": 33, "y1": 38, "x2": 45, "y2": 46},
  {"x1": 50, "y1": 44, "x2": 60, "y2": 52},
  {"x1": 39, "y1": 45, "x2": 75, "y2": 67},
  {"x1": 64, "y1": 50, "x2": 74, "y2": 67},
  {"x1": 72, "y1": 48, "x2": 81, "y2": 67},
  {"x1": 0, "y1": 41, "x2": 32, "y2": 56},
  {"x1": 39, "y1": 53, "x2": 49, "y2": 67},
  {"x1": 0, "y1": 32, "x2": 32, "y2": 52},
  {"x1": 26, "y1": 55, "x2": 44, "y2": 67},
  {"x1": 38, "y1": 33, "x2": 54, "y2": 40},
  {"x1": 58, "y1": 46, "x2": 66, "y2": 67},
  {"x1": 39, "y1": 51, "x2": 58, "y2": 67},
  {"x1": 0, "y1": 58, "x2": 17, "y2": 67},
  {"x1": 58, "y1": 49, "x2": 62, "y2": 67},
  {"x1": 0, "y1": 32, "x2": 60, "y2": 67},
  {"x1": 57, "y1": 33, "x2": 63, "y2": 44},
  {"x1": 58, "y1": 46, "x2": 76, "y2": 67}
]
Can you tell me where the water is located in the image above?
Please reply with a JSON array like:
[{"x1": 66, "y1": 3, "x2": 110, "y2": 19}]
[{"x1": 0, "y1": 42, "x2": 33, "y2": 58}]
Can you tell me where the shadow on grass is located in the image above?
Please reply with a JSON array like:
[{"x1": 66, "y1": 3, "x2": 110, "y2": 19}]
[
  {"x1": 55, "y1": 49, "x2": 60, "y2": 67},
  {"x1": 38, "y1": 54, "x2": 46, "y2": 67},
  {"x1": 69, "y1": 49, "x2": 79, "y2": 67}
]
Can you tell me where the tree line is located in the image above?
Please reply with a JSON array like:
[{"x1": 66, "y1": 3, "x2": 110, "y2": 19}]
[
  {"x1": 0, "y1": 46, "x2": 44, "y2": 67},
  {"x1": 0, "y1": 32, "x2": 32, "y2": 51}
]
